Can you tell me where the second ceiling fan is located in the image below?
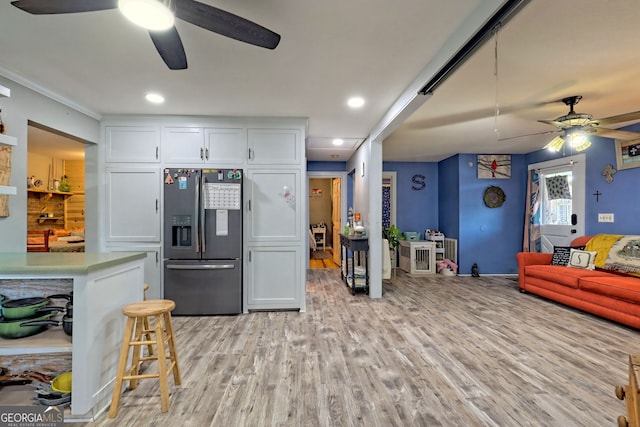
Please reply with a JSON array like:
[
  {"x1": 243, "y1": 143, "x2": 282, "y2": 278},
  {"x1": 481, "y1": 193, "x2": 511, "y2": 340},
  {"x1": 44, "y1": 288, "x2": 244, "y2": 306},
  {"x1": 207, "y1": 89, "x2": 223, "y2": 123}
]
[
  {"x1": 11, "y1": 0, "x2": 281, "y2": 70},
  {"x1": 501, "y1": 95, "x2": 640, "y2": 152}
]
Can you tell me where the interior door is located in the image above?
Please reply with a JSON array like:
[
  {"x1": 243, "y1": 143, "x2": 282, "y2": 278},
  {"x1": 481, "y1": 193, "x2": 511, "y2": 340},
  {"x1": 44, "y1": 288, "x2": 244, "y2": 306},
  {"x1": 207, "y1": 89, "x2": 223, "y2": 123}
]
[
  {"x1": 331, "y1": 178, "x2": 341, "y2": 265},
  {"x1": 532, "y1": 155, "x2": 585, "y2": 252}
]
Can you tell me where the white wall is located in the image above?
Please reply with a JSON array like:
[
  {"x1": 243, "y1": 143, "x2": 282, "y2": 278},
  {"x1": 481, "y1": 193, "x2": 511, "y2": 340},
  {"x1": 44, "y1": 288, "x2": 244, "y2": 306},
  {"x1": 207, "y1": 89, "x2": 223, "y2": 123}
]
[
  {"x1": 0, "y1": 76, "x2": 100, "y2": 252},
  {"x1": 347, "y1": 137, "x2": 382, "y2": 298}
]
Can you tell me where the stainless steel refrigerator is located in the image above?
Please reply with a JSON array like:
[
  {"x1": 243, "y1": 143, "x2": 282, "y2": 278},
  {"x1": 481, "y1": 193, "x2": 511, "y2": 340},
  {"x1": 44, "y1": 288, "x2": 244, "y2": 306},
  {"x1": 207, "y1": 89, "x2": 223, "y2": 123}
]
[{"x1": 163, "y1": 168, "x2": 243, "y2": 315}]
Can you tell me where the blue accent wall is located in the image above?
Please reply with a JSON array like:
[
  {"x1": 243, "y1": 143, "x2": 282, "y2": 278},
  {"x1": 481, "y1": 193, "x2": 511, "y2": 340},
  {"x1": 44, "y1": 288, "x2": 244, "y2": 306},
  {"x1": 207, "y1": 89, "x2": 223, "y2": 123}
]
[
  {"x1": 453, "y1": 154, "x2": 527, "y2": 275},
  {"x1": 312, "y1": 126, "x2": 640, "y2": 275},
  {"x1": 383, "y1": 162, "x2": 438, "y2": 238},
  {"x1": 526, "y1": 123, "x2": 640, "y2": 236},
  {"x1": 438, "y1": 155, "x2": 460, "y2": 239}
]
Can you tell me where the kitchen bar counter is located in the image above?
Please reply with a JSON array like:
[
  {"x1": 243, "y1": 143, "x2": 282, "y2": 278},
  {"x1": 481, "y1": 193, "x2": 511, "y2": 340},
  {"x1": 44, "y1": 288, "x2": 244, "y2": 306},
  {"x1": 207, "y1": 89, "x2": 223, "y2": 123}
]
[
  {"x1": 0, "y1": 251, "x2": 145, "y2": 274},
  {"x1": 0, "y1": 251, "x2": 146, "y2": 421}
]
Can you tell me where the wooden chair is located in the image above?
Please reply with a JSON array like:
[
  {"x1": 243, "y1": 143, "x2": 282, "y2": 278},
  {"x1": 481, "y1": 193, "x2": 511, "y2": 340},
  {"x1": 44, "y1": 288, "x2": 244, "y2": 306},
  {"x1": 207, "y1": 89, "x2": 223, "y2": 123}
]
[{"x1": 27, "y1": 229, "x2": 50, "y2": 252}]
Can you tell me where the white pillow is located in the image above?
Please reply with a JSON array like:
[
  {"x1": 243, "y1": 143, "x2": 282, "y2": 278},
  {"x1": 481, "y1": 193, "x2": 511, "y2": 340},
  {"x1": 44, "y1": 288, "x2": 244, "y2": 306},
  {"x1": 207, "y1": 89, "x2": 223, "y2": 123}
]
[{"x1": 567, "y1": 249, "x2": 597, "y2": 270}]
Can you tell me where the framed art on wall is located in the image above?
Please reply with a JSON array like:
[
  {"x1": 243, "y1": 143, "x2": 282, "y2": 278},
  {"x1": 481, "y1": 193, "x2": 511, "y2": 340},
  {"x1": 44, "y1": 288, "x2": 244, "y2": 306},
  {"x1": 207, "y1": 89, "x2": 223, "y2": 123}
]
[
  {"x1": 615, "y1": 139, "x2": 640, "y2": 170},
  {"x1": 477, "y1": 154, "x2": 511, "y2": 179}
]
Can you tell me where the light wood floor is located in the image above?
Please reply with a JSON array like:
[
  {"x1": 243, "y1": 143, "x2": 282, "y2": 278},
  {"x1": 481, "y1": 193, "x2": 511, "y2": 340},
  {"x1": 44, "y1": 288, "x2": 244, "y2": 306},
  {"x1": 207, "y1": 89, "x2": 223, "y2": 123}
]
[
  {"x1": 309, "y1": 249, "x2": 339, "y2": 269},
  {"x1": 74, "y1": 270, "x2": 638, "y2": 426}
]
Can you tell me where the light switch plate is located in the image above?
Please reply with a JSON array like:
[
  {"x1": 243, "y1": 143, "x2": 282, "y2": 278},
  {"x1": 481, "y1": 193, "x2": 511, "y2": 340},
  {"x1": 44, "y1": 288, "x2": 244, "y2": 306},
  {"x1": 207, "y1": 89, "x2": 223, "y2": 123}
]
[{"x1": 598, "y1": 213, "x2": 614, "y2": 222}]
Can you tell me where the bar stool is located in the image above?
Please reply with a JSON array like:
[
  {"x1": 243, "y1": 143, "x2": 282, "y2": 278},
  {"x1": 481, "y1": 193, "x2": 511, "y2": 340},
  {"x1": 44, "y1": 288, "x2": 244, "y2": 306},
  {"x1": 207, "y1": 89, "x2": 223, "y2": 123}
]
[
  {"x1": 108, "y1": 299, "x2": 182, "y2": 417},
  {"x1": 142, "y1": 284, "x2": 153, "y2": 356}
]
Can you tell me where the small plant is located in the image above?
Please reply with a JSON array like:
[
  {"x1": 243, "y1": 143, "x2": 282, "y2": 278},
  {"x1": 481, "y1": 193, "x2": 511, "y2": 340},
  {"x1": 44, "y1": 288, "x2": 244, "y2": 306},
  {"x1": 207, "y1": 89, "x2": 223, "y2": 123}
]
[{"x1": 383, "y1": 225, "x2": 404, "y2": 250}]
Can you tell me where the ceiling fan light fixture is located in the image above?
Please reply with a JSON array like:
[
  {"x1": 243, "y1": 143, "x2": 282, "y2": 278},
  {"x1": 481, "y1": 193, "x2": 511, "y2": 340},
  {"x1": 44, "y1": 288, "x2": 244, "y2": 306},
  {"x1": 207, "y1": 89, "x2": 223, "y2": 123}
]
[
  {"x1": 119, "y1": 0, "x2": 174, "y2": 31},
  {"x1": 567, "y1": 131, "x2": 588, "y2": 148},
  {"x1": 574, "y1": 140, "x2": 592, "y2": 152},
  {"x1": 556, "y1": 113, "x2": 593, "y2": 127},
  {"x1": 544, "y1": 136, "x2": 564, "y2": 152}
]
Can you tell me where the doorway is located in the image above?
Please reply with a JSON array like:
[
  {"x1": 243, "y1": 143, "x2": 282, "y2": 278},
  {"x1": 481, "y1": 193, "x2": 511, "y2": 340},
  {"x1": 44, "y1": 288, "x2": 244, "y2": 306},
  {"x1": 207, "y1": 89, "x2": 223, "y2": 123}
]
[
  {"x1": 27, "y1": 122, "x2": 87, "y2": 251},
  {"x1": 529, "y1": 154, "x2": 585, "y2": 252},
  {"x1": 307, "y1": 172, "x2": 347, "y2": 269}
]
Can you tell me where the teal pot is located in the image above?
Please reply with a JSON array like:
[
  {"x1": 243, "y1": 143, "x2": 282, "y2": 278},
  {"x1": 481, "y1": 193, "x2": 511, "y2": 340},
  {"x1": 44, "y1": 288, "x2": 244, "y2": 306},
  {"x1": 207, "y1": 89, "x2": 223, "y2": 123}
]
[{"x1": 0, "y1": 311, "x2": 59, "y2": 339}]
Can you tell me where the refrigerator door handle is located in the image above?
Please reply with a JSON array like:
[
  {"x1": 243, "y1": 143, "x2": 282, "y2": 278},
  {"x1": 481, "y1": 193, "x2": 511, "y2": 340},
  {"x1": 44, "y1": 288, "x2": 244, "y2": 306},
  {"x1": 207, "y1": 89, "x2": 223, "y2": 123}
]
[
  {"x1": 166, "y1": 264, "x2": 235, "y2": 270},
  {"x1": 194, "y1": 174, "x2": 200, "y2": 253},
  {"x1": 199, "y1": 175, "x2": 207, "y2": 254}
]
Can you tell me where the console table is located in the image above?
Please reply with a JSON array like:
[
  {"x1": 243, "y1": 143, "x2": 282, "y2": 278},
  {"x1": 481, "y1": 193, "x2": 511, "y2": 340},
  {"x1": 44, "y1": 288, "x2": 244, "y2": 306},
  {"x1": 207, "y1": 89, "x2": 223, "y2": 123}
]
[{"x1": 339, "y1": 234, "x2": 369, "y2": 295}]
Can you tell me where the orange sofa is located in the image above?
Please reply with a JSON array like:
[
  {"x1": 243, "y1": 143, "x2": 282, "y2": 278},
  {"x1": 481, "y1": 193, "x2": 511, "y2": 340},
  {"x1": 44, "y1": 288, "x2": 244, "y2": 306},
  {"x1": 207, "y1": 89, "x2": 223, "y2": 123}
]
[{"x1": 516, "y1": 236, "x2": 640, "y2": 329}]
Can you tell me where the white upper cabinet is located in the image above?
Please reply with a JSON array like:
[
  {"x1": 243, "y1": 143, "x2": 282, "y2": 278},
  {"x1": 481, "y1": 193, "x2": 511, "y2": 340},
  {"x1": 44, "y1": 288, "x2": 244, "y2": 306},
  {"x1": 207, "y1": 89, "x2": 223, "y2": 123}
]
[
  {"x1": 162, "y1": 127, "x2": 205, "y2": 164},
  {"x1": 246, "y1": 169, "x2": 300, "y2": 242},
  {"x1": 205, "y1": 128, "x2": 245, "y2": 166},
  {"x1": 248, "y1": 128, "x2": 301, "y2": 165},
  {"x1": 105, "y1": 126, "x2": 160, "y2": 163},
  {"x1": 105, "y1": 167, "x2": 161, "y2": 242}
]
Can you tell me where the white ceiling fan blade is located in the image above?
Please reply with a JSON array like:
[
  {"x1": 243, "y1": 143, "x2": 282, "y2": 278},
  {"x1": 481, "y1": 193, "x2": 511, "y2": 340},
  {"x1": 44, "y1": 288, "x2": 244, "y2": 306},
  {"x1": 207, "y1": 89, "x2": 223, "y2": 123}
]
[
  {"x1": 593, "y1": 127, "x2": 640, "y2": 140},
  {"x1": 498, "y1": 129, "x2": 560, "y2": 142},
  {"x1": 596, "y1": 110, "x2": 640, "y2": 127}
]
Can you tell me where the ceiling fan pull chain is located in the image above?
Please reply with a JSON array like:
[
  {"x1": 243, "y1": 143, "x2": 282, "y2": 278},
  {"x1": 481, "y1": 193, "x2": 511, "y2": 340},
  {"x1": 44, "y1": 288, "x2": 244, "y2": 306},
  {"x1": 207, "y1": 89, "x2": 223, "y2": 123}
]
[{"x1": 493, "y1": 23, "x2": 501, "y2": 138}]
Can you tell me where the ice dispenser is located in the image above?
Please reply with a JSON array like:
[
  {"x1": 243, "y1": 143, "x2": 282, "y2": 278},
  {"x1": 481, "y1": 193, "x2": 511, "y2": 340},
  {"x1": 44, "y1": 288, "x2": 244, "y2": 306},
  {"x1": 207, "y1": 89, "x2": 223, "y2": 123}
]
[{"x1": 171, "y1": 215, "x2": 192, "y2": 248}]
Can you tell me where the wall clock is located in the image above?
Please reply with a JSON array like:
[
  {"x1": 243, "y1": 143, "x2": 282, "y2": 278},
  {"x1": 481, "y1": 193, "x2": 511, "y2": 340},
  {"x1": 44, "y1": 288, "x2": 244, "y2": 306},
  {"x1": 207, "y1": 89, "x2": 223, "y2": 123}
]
[{"x1": 477, "y1": 154, "x2": 511, "y2": 179}]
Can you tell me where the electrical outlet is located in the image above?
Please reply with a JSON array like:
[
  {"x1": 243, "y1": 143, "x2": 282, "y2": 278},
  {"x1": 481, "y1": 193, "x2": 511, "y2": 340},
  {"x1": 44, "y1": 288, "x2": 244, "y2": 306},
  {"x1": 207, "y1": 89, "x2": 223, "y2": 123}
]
[{"x1": 598, "y1": 213, "x2": 614, "y2": 223}]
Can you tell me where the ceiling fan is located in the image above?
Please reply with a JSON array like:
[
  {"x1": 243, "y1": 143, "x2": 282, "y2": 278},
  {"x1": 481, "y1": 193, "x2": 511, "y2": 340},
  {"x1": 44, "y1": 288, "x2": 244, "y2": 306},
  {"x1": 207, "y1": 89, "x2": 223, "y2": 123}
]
[
  {"x1": 11, "y1": 0, "x2": 281, "y2": 70},
  {"x1": 500, "y1": 95, "x2": 640, "y2": 152}
]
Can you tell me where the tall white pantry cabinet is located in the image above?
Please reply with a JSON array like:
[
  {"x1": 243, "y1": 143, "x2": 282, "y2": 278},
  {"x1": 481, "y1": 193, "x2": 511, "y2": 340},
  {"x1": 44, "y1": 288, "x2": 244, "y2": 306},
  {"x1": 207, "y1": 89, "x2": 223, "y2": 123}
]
[{"x1": 99, "y1": 117, "x2": 307, "y2": 312}]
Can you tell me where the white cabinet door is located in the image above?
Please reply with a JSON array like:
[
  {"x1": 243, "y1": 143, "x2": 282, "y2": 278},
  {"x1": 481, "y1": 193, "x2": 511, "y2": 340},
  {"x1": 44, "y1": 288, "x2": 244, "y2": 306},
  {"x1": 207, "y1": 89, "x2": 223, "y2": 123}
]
[
  {"x1": 105, "y1": 126, "x2": 160, "y2": 163},
  {"x1": 107, "y1": 245, "x2": 162, "y2": 300},
  {"x1": 246, "y1": 246, "x2": 301, "y2": 310},
  {"x1": 246, "y1": 170, "x2": 300, "y2": 242},
  {"x1": 106, "y1": 168, "x2": 160, "y2": 242},
  {"x1": 205, "y1": 127, "x2": 246, "y2": 166},
  {"x1": 248, "y1": 128, "x2": 301, "y2": 165},
  {"x1": 162, "y1": 127, "x2": 205, "y2": 164}
]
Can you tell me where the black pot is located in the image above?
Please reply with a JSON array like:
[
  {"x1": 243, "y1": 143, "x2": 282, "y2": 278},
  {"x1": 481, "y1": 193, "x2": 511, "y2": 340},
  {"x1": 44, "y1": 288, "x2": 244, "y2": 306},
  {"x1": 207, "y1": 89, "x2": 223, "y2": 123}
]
[
  {"x1": 22, "y1": 315, "x2": 72, "y2": 337},
  {"x1": 48, "y1": 293, "x2": 73, "y2": 318},
  {"x1": 0, "y1": 311, "x2": 59, "y2": 339}
]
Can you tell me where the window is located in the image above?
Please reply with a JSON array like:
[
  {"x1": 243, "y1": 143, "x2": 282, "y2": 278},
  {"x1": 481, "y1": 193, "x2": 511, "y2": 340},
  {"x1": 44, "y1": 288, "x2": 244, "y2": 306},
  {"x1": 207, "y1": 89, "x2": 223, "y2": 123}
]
[{"x1": 541, "y1": 171, "x2": 572, "y2": 225}]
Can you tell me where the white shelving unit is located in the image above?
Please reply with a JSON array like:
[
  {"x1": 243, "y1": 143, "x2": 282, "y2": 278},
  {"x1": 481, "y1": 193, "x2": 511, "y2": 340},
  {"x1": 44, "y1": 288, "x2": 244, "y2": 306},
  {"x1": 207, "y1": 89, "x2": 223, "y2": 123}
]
[{"x1": 425, "y1": 232, "x2": 445, "y2": 261}]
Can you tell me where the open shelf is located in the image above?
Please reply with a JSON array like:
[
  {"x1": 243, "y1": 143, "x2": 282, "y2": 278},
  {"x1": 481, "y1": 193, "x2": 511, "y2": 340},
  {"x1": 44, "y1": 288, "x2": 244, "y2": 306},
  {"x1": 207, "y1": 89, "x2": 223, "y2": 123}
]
[
  {"x1": 37, "y1": 217, "x2": 62, "y2": 223},
  {"x1": 0, "y1": 134, "x2": 17, "y2": 146},
  {"x1": 28, "y1": 188, "x2": 75, "y2": 196},
  {"x1": 0, "y1": 328, "x2": 72, "y2": 356},
  {"x1": 0, "y1": 83, "x2": 9, "y2": 98}
]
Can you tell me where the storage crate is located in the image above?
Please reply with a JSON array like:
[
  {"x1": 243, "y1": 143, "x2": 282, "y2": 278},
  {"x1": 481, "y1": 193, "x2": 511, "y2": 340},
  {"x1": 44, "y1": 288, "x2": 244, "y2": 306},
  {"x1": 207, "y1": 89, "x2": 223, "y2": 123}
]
[
  {"x1": 403, "y1": 232, "x2": 420, "y2": 241},
  {"x1": 399, "y1": 240, "x2": 436, "y2": 274}
]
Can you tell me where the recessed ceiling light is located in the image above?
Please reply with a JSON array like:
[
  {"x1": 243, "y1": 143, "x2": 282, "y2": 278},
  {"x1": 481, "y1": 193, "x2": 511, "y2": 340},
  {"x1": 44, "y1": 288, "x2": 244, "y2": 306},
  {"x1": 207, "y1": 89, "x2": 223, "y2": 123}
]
[
  {"x1": 347, "y1": 97, "x2": 365, "y2": 108},
  {"x1": 332, "y1": 138, "x2": 344, "y2": 146},
  {"x1": 145, "y1": 92, "x2": 165, "y2": 104},
  {"x1": 331, "y1": 154, "x2": 340, "y2": 159}
]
